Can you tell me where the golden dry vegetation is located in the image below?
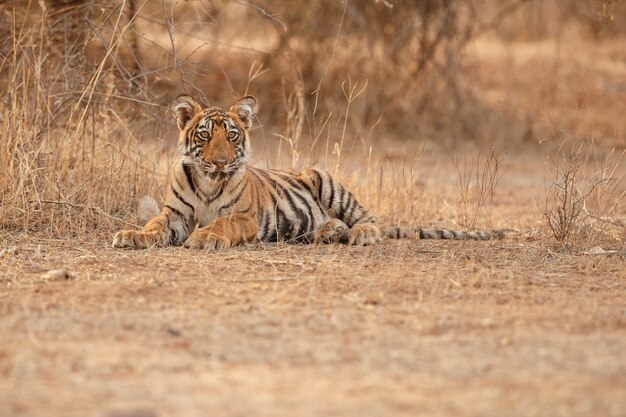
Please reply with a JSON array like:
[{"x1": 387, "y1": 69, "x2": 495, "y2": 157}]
[{"x1": 1, "y1": 1, "x2": 625, "y2": 416}]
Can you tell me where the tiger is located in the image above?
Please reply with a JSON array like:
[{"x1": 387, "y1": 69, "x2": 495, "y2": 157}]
[{"x1": 112, "y1": 95, "x2": 501, "y2": 250}]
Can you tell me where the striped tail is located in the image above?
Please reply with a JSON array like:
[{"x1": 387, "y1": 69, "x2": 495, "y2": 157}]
[{"x1": 384, "y1": 226, "x2": 505, "y2": 240}]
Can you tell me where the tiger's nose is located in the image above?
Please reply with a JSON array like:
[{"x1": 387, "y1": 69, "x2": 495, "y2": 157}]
[{"x1": 214, "y1": 159, "x2": 227, "y2": 169}]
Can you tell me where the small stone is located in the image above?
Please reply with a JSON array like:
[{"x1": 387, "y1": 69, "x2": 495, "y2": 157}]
[
  {"x1": 582, "y1": 246, "x2": 617, "y2": 255},
  {"x1": 42, "y1": 269, "x2": 76, "y2": 281},
  {"x1": 166, "y1": 327, "x2": 182, "y2": 337},
  {"x1": 586, "y1": 246, "x2": 605, "y2": 254}
]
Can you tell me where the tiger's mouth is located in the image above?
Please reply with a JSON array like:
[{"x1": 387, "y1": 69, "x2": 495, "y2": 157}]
[{"x1": 198, "y1": 159, "x2": 242, "y2": 180}]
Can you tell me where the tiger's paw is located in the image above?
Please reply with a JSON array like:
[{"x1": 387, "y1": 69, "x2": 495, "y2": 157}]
[
  {"x1": 314, "y1": 219, "x2": 349, "y2": 244},
  {"x1": 184, "y1": 230, "x2": 232, "y2": 250},
  {"x1": 112, "y1": 230, "x2": 161, "y2": 249},
  {"x1": 347, "y1": 223, "x2": 381, "y2": 246}
]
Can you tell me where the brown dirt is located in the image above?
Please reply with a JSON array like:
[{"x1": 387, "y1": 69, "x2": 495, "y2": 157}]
[{"x1": 1, "y1": 222, "x2": 625, "y2": 417}]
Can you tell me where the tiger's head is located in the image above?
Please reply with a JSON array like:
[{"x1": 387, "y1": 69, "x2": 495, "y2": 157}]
[{"x1": 172, "y1": 94, "x2": 258, "y2": 180}]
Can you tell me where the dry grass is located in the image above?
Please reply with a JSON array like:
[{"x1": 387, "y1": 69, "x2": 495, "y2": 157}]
[
  {"x1": 543, "y1": 137, "x2": 626, "y2": 248},
  {"x1": 1, "y1": 1, "x2": 626, "y2": 416}
]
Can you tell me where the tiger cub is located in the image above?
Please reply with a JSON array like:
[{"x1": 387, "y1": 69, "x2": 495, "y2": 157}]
[{"x1": 112, "y1": 95, "x2": 499, "y2": 250}]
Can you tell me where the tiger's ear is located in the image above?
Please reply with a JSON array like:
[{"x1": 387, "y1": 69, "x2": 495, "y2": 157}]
[
  {"x1": 172, "y1": 94, "x2": 202, "y2": 130},
  {"x1": 230, "y1": 96, "x2": 258, "y2": 129}
]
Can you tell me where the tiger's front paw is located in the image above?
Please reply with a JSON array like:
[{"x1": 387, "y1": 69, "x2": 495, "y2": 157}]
[
  {"x1": 183, "y1": 230, "x2": 232, "y2": 250},
  {"x1": 112, "y1": 230, "x2": 161, "y2": 249},
  {"x1": 346, "y1": 223, "x2": 381, "y2": 246}
]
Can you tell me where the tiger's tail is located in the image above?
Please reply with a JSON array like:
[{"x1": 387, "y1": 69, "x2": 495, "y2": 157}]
[{"x1": 384, "y1": 226, "x2": 505, "y2": 240}]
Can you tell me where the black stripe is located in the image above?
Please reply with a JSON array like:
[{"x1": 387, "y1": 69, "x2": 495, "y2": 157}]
[
  {"x1": 174, "y1": 176, "x2": 184, "y2": 190},
  {"x1": 183, "y1": 163, "x2": 210, "y2": 203},
  {"x1": 182, "y1": 164, "x2": 197, "y2": 193},
  {"x1": 276, "y1": 207, "x2": 291, "y2": 240},
  {"x1": 326, "y1": 174, "x2": 335, "y2": 209},
  {"x1": 262, "y1": 192, "x2": 279, "y2": 241},
  {"x1": 277, "y1": 183, "x2": 313, "y2": 236},
  {"x1": 206, "y1": 181, "x2": 226, "y2": 203},
  {"x1": 165, "y1": 204, "x2": 183, "y2": 217},
  {"x1": 276, "y1": 175, "x2": 314, "y2": 211},
  {"x1": 268, "y1": 182, "x2": 291, "y2": 240},
  {"x1": 295, "y1": 176, "x2": 314, "y2": 197},
  {"x1": 254, "y1": 173, "x2": 275, "y2": 241},
  {"x1": 265, "y1": 191, "x2": 280, "y2": 242},
  {"x1": 277, "y1": 184, "x2": 297, "y2": 215},
  {"x1": 277, "y1": 174, "x2": 306, "y2": 191},
  {"x1": 250, "y1": 168, "x2": 271, "y2": 190},
  {"x1": 274, "y1": 205, "x2": 285, "y2": 240},
  {"x1": 256, "y1": 168, "x2": 278, "y2": 186},
  {"x1": 273, "y1": 171, "x2": 300, "y2": 188},
  {"x1": 290, "y1": 190, "x2": 314, "y2": 234},
  {"x1": 312, "y1": 170, "x2": 324, "y2": 201},
  {"x1": 265, "y1": 217, "x2": 278, "y2": 242},
  {"x1": 218, "y1": 180, "x2": 247, "y2": 213},
  {"x1": 251, "y1": 169, "x2": 313, "y2": 241},
  {"x1": 284, "y1": 190, "x2": 311, "y2": 240},
  {"x1": 252, "y1": 173, "x2": 265, "y2": 216},
  {"x1": 281, "y1": 177, "x2": 317, "y2": 213},
  {"x1": 258, "y1": 211, "x2": 269, "y2": 241},
  {"x1": 343, "y1": 196, "x2": 358, "y2": 225},
  {"x1": 170, "y1": 228, "x2": 183, "y2": 245},
  {"x1": 233, "y1": 202, "x2": 253, "y2": 217},
  {"x1": 171, "y1": 186, "x2": 194, "y2": 213},
  {"x1": 337, "y1": 186, "x2": 348, "y2": 219}
]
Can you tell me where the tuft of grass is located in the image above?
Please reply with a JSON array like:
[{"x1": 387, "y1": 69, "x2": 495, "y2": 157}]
[
  {"x1": 0, "y1": 2, "x2": 168, "y2": 239},
  {"x1": 452, "y1": 146, "x2": 508, "y2": 231},
  {"x1": 542, "y1": 136, "x2": 625, "y2": 249}
]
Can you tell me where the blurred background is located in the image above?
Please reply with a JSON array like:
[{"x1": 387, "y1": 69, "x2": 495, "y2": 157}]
[{"x1": 1, "y1": 0, "x2": 625, "y2": 237}]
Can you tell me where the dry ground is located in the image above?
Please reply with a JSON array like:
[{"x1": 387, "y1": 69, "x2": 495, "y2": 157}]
[
  {"x1": 1, "y1": 151, "x2": 625, "y2": 417},
  {"x1": 0, "y1": 235, "x2": 625, "y2": 417}
]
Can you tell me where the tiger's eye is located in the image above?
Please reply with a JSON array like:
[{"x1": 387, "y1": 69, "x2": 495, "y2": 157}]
[
  {"x1": 227, "y1": 131, "x2": 238, "y2": 140},
  {"x1": 199, "y1": 131, "x2": 209, "y2": 139}
]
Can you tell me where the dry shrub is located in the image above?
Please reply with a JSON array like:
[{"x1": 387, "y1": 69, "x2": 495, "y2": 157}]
[
  {"x1": 453, "y1": 146, "x2": 508, "y2": 230},
  {"x1": 0, "y1": 1, "x2": 168, "y2": 239},
  {"x1": 542, "y1": 136, "x2": 625, "y2": 249}
]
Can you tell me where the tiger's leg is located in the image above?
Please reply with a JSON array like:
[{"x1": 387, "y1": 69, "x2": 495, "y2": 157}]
[
  {"x1": 298, "y1": 169, "x2": 381, "y2": 246},
  {"x1": 313, "y1": 218, "x2": 349, "y2": 244},
  {"x1": 184, "y1": 214, "x2": 259, "y2": 250},
  {"x1": 346, "y1": 223, "x2": 381, "y2": 246},
  {"x1": 112, "y1": 206, "x2": 192, "y2": 249}
]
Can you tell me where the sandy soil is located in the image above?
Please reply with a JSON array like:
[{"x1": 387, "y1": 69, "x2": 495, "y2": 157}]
[{"x1": 1, "y1": 227, "x2": 625, "y2": 417}]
